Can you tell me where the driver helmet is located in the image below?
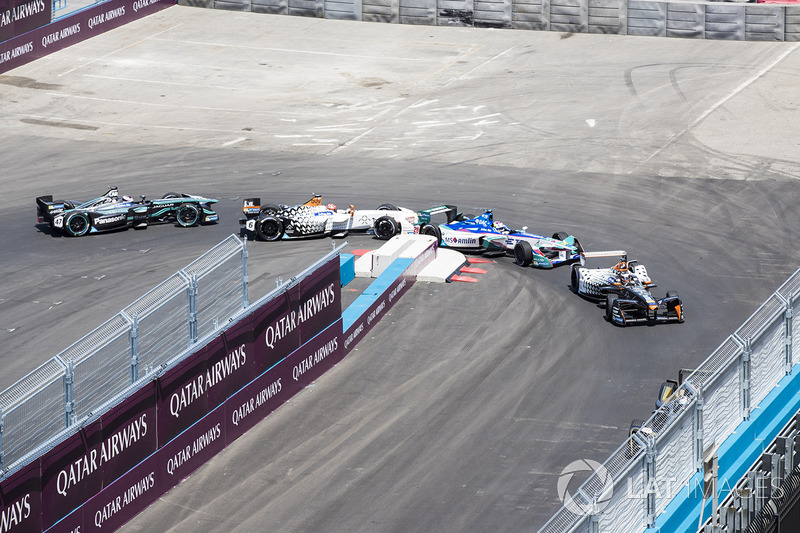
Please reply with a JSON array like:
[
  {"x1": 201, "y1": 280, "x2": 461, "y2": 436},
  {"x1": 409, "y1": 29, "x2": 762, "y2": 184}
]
[
  {"x1": 326, "y1": 203, "x2": 337, "y2": 212},
  {"x1": 122, "y1": 195, "x2": 133, "y2": 202},
  {"x1": 492, "y1": 221, "x2": 509, "y2": 233},
  {"x1": 615, "y1": 260, "x2": 628, "y2": 272}
]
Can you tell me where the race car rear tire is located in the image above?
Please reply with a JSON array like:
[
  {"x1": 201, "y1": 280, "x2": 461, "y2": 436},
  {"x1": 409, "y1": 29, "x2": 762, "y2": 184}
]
[
  {"x1": 514, "y1": 241, "x2": 534, "y2": 267},
  {"x1": 176, "y1": 204, "x2": 200, "y2": 227},
  {"x1": 552, "y1": 232, "x2": 568, "y2": 241},
  {"x1": 260, "y1": 203, "x2": 281, "y2": 215},
  {"x1": 420, "y1": 224, "x2": 442, "y2": 245},
  {"x1": 377, "y1": 203, "x2": 398, "y2": 211},
  {"x1": 374, "y1": 216, "x2": 399, "y2": 240},
  {"x1": 162, "y1": 192, "x2": 182, "y2": 199},
  {"x1": 64, "y1": 212, "x2": 90, "y2": 237},
  {"x1": 256, "y1": 216, "x2": 285, "y2": 241},
  {"x1": 456, "y1": 213, "x2": 475, "y2": 222}
]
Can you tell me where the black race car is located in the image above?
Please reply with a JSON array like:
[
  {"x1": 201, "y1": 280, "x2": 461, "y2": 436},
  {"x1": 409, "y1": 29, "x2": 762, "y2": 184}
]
[
  {"x1": 571, "y1": 252, "x2": 684, "y2": 327},
  {"x1": 36, "y1": 187, "x2": 219, "y2": 237}
]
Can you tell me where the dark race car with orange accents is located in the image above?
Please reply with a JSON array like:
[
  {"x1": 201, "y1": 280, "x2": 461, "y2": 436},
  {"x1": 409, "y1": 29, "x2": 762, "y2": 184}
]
[{"x1": 570, "y1": 251, "x2": 684, "y2": 327}]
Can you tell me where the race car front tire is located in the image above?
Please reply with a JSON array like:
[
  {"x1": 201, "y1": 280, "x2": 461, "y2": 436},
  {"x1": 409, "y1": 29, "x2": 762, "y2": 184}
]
[
  {"x1": 420, "y1": 224, "x2": 442, "y2": 245},
  {"x1": 177, "y1": 204, "x2": 200, "y2": 227},
  {"x1": 257, "y1": 216, "x2": 285, "y2": 241},
  {"x1": 64, "y1": 212, "x2": 90, "y2": 237},
  {"x1": 514, "y1": 241, "x2": 534, "y2": 267},
  {"x1": 377, "y1": 203, "x2": 398, "y2": 211},
  {"x1": 570, "y1": 265, "x2": 581, "y2": 293},
  {"x1": 606, "y1": 293, "x2": 622, "y2": 325},
  {"x1": 552, "y1": 232, "x2": 568, "y2": 241},
  {"x1": 162, "y1": 192, "x2": 182, "y2": 199},
  {"x1": 374, "y1": 216, "x2": 399, "y2": 240}
]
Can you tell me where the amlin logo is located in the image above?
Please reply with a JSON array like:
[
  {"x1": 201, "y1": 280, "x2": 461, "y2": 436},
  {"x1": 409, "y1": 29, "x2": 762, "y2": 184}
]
[{"x1": 557, "y1": 459, "x2": 614, "y2": 516}]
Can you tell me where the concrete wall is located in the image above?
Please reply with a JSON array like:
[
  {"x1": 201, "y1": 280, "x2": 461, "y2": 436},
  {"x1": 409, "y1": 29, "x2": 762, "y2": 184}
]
[{"x1": 181, "y1": 0, "x2": 800, "y2": 41}]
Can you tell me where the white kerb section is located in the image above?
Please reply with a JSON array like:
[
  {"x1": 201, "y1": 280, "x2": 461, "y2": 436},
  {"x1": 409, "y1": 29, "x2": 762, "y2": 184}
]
[{"x1": 354, "y1": 235, "x2": 466, "y2": 282}]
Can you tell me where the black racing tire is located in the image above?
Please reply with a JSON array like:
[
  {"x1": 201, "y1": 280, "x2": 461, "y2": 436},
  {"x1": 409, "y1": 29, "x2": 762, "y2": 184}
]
[
  {"x1": 162, "y1": 192, "x2": 182, "y2": 199},
  {"x1": 552, "y1": 231, "x2": 569, "y2": 241},
  {"x1": 374, "y1": 216, "x2": 399, "y2": 240},
  {"x1": 260, "y1": 203, "x2": 281, "y2": 215},
  {"x1": 56, "y1": 200, "x2": 75, "y2": 210},
  {"x1": 570, "y1": 266, "x2": 581, "y2": 293},
  {"x1": 176, "y1": 204, "x2": 200, "y2": 227},
  {"x1": 377, "y1": 203, "x2": 398, "y2": 211},
  {"x1": 457, "y1": 213, "x2": 476, "y2": 222},
  {"x1": 64, "y1": 212, "x2": 90, "y2": 237},
  {"x1": 420, "y1": 224, "x2": 442, "y2": 245},
  {"x1": 256, "y1": 216, "x2": 284, "y2": 241},
  {"x1": 514, "y1": 241, "x2": 534, "y2": 267},
  {"x1": 606, "y1": 293, "x2": 620, "y2": 324}
]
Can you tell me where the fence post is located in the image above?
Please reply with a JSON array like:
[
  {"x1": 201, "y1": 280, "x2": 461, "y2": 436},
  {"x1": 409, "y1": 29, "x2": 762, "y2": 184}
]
[
  {"x1": 130, "y1": 314, "x2": 139, "y2": 383},
  {"x1": 733, "y1": 334, "x2": 751, "y2": 420},
  {"x1": 241, "y1": 236, "x2": 249, "y2": 310},
  {"x1": 645, "y1": 434, "x2": 657, "y2": 528},
  {"x1": 64, "y1": 360, "x2": 75, "y2": 428},
  {"x1": 685, "y1": 381, "x2": 704, "y2": 472},
  {"x1": 776, "y1": 294, "x2": 792, "y2": 375},
  {"x1": 188, "y1": 274, "x2": 198, "y2": 346}
]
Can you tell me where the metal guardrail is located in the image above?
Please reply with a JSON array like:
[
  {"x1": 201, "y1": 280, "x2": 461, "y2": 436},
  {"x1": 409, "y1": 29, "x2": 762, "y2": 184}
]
[
  {"x1": 539, "y1": 267, "x2": 800, "y2": 533},
  {"x1": 0, "y1": 235, "x2": 248, "y2": 477}
]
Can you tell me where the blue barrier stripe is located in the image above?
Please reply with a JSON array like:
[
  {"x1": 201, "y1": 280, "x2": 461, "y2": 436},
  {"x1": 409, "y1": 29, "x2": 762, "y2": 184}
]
[
  {"x1": 342, "y1": 257, "x2": 414, "y2": 331},
  {"x1": 646, "y1": 363, "x2": 800, "y2": 533}
]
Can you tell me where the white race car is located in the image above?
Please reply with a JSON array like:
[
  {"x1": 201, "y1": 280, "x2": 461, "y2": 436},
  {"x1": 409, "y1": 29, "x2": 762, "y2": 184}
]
[{"x1": 239, "y1": 195, "x2": 422, "y2": 241}]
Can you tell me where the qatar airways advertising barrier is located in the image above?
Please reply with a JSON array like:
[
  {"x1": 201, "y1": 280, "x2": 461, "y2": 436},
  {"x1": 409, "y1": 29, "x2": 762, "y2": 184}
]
[
  {"x1": 0, "y1": 250, "x2": 424, "y2": 532},
  {"x1": 0, "y1": 0, "x2": 172, "y2": 74}
]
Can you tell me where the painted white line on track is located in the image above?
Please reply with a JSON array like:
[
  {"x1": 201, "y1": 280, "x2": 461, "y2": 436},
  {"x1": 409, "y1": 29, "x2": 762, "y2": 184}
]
[
  {"x1": 58, "y1": 24, "x2": 184, "y2": 77},
  {"x1": 222, "y1": 137, "x2": 247, "y2": 147},
  {"x1": 83, "y1": 74, "x2": 241, "y2": 91},
  {"x1": 151, "y1": 38, "x2": 436, "y2": 62}
]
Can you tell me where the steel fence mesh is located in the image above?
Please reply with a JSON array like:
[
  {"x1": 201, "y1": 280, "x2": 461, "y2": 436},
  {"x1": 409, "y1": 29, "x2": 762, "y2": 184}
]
[
  {"x1": 598, "y1": 460, "x2": 645, "y2": 532},
  {"x1": 702, "y1": 362, "x2": 741, "y2": 452},
  {"x1": 124, "y1": 273, "x2": 188, "y2": 319},
  {"x1": 684, "y1": 336, "x2": 742, "y2": 391},
  {"x1": 72, "y1": 333, "x2": 133, "y2": 420},
  {"x1": 0, "y1": 366, "x2": 65, "y2": 468},
  {"x1": 736, "y1": 294, "x2": 785, "y2": 345},
  {"x1": 196, "y1": 253, "x2": 244, "y2": 339},
  {"x1": 135, "y1": 292, "x2": 192, "y2": 371},
  {"x1": 57, "y1": 314, "x2": 132, "y2": 364},
  {"x1": 776, "y1": 268, "x2": 800, "y2": 300},
  {"x1": 184, "y1": 234, "x2": 242, "y2": 278},
  {"x1": 654, "y1": 406, "x2": 695, "y2": 516},
  {"x1": 749, "y1": 318, "x2": 787, "y2": 409}
]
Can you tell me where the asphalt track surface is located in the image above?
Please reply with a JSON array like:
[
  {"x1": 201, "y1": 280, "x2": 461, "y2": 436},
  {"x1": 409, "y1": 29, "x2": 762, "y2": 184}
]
[{"x1": 2, "y1": 7, "x2": 800, "y2": 532}]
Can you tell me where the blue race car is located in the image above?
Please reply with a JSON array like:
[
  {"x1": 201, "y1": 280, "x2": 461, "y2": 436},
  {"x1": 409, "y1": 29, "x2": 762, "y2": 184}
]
[
  {"x1": 420, "y1": 210, "x2": 583, "y2": 268},
  {"x1": 36, "y1": 187, "x2": 219, "y2": 237}
]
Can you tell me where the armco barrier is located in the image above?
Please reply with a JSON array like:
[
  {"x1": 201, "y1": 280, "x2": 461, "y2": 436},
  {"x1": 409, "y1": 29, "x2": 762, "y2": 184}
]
[{"x1": 0, "y1": 238, "x2": 432, "y2": 532}]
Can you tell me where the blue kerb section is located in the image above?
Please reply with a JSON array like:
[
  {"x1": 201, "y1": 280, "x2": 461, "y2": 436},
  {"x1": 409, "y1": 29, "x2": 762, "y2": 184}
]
[
  {"x1": 645, "y1": 363, "x2": 800, "y2": 533},
  {"x1": 342, "y1": 257, "x2": 414, "y2": 331},
  {"x1": 340, "y1": 254, "x2": 355, "y2": 287}
]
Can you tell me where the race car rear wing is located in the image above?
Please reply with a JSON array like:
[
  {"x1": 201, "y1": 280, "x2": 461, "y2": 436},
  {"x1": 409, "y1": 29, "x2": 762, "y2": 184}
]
[
  {"x1": 417, "y1": 204, "x2": 459, "y2": 224},
  {"x1": 36, "y1": 195, "x2": 64, "y2": 224},
  {"x1": 579, "y1": 250, "x2": 627, "y2": 266}
]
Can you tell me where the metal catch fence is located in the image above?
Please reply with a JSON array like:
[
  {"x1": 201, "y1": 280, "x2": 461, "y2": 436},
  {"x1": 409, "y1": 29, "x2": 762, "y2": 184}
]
[
  {"x1": 0, "y1": 235, "x2": 247, "y2": 476},
  {"x1": 540, "y1": 267, "x2": 800, "y2": 533}
]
